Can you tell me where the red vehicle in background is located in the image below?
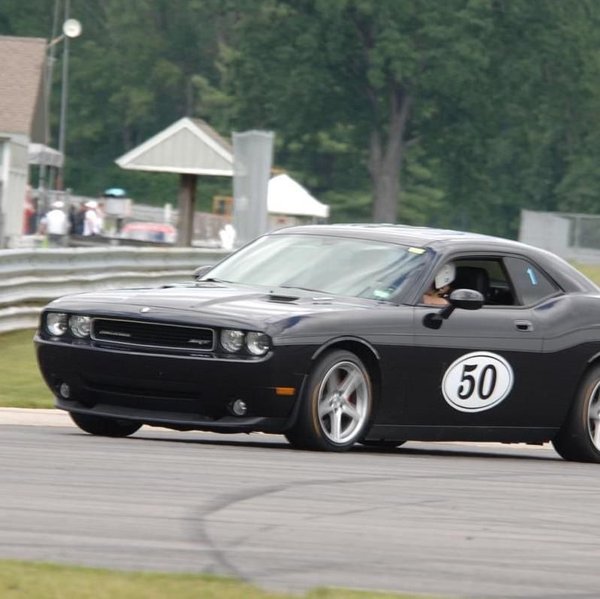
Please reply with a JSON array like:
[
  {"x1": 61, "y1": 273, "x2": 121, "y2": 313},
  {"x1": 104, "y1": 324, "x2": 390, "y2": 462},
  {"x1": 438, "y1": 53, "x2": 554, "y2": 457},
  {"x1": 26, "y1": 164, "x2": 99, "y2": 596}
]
[{"x1": 120, "y1": 221, "x2": 176, "y2": 244}]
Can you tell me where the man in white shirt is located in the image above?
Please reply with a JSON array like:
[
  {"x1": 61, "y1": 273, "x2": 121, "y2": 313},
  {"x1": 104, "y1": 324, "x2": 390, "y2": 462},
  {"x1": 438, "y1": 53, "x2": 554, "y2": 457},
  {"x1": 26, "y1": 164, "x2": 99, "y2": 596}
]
[{"x1": 40, "y1": 200, "x2": 69, "y2": 246}]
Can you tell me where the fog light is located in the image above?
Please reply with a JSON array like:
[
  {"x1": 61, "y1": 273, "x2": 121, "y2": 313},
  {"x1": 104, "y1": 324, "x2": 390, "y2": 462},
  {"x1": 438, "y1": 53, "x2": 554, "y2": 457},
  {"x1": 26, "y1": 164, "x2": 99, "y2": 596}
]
[
  {"x1": 59, "y1": 383, "x2": 71, "y2": 399},
  {"x1": 230, "y1": 399, "x2": 247, "y2": 416}
]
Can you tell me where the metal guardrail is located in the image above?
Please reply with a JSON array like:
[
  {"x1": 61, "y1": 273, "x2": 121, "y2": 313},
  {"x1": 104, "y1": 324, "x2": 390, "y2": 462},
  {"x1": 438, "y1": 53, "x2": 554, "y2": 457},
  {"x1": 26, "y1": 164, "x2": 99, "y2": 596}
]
[{"x1": 0, "y1": 246, "x2": 229, "y2": 334}]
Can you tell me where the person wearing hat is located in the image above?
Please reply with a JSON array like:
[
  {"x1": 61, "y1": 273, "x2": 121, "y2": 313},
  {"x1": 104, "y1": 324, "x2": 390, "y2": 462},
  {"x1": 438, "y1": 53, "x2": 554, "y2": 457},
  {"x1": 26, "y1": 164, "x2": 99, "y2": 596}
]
[
  {"x1": 422, "y1": 262, "x2": 455, "y2": 306},
  {"x1": 39, "y1": 200, "x2": 69, "y2": 246}
]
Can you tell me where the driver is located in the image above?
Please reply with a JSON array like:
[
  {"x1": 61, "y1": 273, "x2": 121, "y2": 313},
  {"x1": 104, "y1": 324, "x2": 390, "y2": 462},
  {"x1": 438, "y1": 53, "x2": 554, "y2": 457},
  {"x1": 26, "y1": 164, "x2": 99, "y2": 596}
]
[{"x1": 423, "y1": 262, "x2": 455, "y2": 306}]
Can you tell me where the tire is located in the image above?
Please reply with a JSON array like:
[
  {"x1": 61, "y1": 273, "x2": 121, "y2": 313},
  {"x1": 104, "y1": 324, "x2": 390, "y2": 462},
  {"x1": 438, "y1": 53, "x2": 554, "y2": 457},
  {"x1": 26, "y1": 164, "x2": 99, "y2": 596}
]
[
  {"x1": 70, "y1": 412, "x2": 142, "y2": 438},
  {"x1": 285, "y1": 349, "x2": 373, "y2": 451},
  {"x1": 359, "y1": 439, "x2": 406, "y2": 449},
  {"x1": 552, "y1": 365, "x2": 600, "y2": 463}
]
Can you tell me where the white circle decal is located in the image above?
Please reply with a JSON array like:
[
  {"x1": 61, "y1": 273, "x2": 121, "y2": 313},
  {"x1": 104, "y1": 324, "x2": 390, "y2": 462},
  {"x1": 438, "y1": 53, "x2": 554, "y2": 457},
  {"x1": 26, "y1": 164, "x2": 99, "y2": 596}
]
[{"x1": 442, "y1": 351, "x2": 514, "y2": 413}]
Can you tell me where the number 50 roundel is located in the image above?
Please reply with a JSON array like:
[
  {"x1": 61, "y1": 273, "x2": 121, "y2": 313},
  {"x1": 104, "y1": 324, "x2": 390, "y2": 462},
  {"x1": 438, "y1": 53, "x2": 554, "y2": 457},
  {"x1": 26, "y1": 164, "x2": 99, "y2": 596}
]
[{"x1": 442, "y1": 351, "x2": 514, "y2": 413}]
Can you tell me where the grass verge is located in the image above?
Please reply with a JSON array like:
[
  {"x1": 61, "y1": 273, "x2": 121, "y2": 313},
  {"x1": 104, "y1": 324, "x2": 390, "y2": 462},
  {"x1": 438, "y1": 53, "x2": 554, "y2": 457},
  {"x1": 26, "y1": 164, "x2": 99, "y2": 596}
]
[
  {"x1": 0, "y1": 330, "x2": 52, "y2": 408},
  {"x1": 0, "y1": 560, "x2": 424, "y2": 599},
  {"x1": 572, "y1": 262, "x2": 600, "y2": 284}
]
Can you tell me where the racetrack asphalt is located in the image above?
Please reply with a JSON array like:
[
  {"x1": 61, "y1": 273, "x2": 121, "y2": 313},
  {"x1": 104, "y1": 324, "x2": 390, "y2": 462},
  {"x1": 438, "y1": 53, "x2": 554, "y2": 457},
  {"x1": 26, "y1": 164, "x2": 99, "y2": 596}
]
[
  {"x1": 0, "y1": 407, "x2": 70, "y2": 426},
  {"x1": 3, "y1": 408, "x2": 585, "y2": 598},
  {"x1": 0, "y1": 407, "x2": 552, "y2": 454}
]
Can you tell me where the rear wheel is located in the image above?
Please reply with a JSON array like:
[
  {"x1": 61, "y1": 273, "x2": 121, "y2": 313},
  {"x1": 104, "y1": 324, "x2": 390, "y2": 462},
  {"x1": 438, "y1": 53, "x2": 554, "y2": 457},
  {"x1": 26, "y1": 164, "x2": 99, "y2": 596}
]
[
  {"x1": 552, "y1": 365, "x2": 600, "y2": 463},
  {"x1": 70, "y1": 412, "x2": 142, "y2": 438},
  {"x1": 285, "y1": 349, "x2": 373, "y2": 451}
]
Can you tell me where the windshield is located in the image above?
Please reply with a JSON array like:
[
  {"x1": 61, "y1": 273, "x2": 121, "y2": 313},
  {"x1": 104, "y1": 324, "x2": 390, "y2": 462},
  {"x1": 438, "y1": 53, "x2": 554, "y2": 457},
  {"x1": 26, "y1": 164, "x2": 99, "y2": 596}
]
[{"x1": 206, "y1": 233, "x2": 432, "y2": 302}]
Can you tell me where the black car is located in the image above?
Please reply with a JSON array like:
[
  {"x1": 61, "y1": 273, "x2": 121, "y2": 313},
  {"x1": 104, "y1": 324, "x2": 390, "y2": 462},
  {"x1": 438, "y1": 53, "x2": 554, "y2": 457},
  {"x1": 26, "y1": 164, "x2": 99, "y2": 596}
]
[{"x1": 35, "y1": 224, "x2": 600, "y2": 462}]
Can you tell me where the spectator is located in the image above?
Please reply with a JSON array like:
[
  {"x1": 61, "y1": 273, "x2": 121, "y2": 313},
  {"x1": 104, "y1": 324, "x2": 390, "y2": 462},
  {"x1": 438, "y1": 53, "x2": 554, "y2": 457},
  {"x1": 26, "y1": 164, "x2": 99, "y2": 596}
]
[
  {"x1": 22, "y1": 186, "x2": 36, "y2": 234},
  {"x1": 83, "y1": 200, "x2": 102, "y2": 236},
  {"x1": 39, "y1": 200, "x2": 69, "y2": 246},
  {"x1": 219, "y1": 223, "x2": 236, "y2": 250},
  {"x1": 70, "y1": 202, "x2": 85, "y2": 235},
  {"x1": 96, "y1": 200, "x2": 106, "y2": 233}
]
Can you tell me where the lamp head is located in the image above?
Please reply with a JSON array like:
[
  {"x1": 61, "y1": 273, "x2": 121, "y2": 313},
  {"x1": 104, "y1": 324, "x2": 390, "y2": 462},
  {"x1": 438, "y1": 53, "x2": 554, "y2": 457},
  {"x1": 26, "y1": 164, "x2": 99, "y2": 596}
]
[{"x1": 62, "y1": 19, "x2": 82, "y2": 39}]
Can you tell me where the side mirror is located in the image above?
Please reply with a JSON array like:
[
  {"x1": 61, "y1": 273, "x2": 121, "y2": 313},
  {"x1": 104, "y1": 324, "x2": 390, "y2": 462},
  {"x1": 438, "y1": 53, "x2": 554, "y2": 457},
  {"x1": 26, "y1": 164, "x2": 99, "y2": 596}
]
[
  {"x1": 193, "y1": 265, "x2": 212, "y2": 280},
  {"x1": 448, "y1": 288, "x2": 485, "y2": 310},
  {"x1": 422, "y1": 288, "x2": 484, "y2": 329}
]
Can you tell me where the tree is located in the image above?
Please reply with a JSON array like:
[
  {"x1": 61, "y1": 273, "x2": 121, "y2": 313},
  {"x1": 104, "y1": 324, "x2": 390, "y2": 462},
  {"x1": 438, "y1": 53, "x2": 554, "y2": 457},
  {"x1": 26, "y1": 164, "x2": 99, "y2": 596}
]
[
  {"x1": 4, "y1": 0, "x2": 600, "y2": 236},
  {"x1": 437, "y1": 0, "x2": 600, "y2": 235},
  {"x1": 65, "y1": 0, "x2": 234, "y2": 203},
  {"x1": 224, "y1": 0, "x2": 496, "y2": 222}
]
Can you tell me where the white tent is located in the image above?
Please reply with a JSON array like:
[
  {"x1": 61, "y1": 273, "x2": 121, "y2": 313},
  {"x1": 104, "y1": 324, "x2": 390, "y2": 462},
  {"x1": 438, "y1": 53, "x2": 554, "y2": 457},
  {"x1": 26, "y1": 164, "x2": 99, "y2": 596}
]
[{"x1": 267, "y1": 174, "x2": 329, "y2": 219}]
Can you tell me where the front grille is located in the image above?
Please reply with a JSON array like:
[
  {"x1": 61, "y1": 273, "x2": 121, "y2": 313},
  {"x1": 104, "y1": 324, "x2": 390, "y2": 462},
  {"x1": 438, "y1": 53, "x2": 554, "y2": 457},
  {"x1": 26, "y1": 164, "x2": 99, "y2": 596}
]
[{"x1": 91, "y1": 318, "x2": 215, "y2": 352}]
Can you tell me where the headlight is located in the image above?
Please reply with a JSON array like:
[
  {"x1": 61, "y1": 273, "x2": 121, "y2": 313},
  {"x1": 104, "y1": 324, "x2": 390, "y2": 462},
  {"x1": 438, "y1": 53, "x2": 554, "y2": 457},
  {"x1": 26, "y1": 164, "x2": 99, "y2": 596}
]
[
  {"x1": 46, "y1": 312, "x2": 68, "y2": 336},
  {"x1": 221, "y1": 329, "x2": 244, "y2": 352},
  {"x1": 69, "y1": 315, "x2": 92, "y2": 338},
  {"x1": 246, "y1": 332, "x2": 271, "y2": 356}
]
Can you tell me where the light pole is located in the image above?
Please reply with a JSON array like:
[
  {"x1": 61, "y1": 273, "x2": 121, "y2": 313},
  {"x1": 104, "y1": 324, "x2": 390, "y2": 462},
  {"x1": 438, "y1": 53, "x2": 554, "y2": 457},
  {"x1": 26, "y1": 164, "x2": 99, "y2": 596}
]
[
  {"x1": 38, "y1": 10, "x2": 81, "y2": 217},
  {"x1": 56, "y1": 14, "x2": 82, "y2": 190}
]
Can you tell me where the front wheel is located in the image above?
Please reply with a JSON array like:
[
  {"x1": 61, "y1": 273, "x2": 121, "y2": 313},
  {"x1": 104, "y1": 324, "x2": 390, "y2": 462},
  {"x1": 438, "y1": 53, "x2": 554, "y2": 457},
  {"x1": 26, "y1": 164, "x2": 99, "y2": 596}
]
[
  {"x1": 552, "y1": 365, "x2": 600, "y2": 463},
  {"x1": 70, "y1": 412, "x2": 142, "y2": 438},
  {"x1": 285, "y1": 349, "x2": 373, "y2": 451},
  {"x1": 359, "y1": 439, "x2": 406, "y2": 449}
]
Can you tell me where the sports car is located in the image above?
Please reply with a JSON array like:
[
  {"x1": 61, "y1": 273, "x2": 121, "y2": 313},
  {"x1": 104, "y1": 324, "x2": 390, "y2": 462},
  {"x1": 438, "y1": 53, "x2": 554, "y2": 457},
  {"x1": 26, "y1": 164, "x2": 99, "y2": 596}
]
[{"x1": 34, "y1": 224, "x2": 600, "y2": 462}]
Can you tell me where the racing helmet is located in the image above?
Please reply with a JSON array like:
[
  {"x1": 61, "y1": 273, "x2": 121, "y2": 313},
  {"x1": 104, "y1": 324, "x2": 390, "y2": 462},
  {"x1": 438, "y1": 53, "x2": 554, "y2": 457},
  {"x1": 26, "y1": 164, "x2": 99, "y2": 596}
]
[{"x1": 434, "y1": 263, "x2": 456, "y2": 290}]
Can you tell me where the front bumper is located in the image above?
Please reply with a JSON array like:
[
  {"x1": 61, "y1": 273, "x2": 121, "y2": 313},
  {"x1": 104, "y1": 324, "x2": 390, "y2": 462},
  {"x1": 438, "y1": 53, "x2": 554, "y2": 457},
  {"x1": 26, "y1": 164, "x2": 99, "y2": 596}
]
[{"x1": 35, "y1": 335, "x2": 310, "y2": 433}]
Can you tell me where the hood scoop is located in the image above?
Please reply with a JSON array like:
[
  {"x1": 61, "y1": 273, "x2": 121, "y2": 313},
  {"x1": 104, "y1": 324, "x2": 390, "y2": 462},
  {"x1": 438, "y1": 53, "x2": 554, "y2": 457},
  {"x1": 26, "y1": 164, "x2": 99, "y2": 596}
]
[
  {"x1": 268, "y1": 293, "x2": 299, "y2": 303},
  {"x1": 267, "y1": 291, "x2": 335, "y2": 305}
]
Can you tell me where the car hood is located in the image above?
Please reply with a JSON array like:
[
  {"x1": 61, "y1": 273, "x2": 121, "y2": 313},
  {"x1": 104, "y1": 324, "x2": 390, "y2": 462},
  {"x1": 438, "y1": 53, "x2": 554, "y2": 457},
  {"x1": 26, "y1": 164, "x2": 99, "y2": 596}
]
[{"x1": 47, "y1": 282, "x2": 396, "y2": 333}]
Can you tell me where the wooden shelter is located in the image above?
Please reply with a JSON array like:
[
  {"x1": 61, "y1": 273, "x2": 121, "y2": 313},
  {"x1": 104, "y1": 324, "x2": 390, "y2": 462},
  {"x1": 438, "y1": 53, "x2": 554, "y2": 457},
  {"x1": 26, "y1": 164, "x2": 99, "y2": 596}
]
[{"x1": 115, "y1": 117, "x2": 233, "y2": 246}]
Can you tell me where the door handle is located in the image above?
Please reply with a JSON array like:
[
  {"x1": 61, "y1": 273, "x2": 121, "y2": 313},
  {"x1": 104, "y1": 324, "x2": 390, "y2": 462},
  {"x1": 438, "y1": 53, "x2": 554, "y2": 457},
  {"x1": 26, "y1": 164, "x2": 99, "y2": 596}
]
[{"x1": 514, "y1": 320, "x2": 534, "y2": 332}]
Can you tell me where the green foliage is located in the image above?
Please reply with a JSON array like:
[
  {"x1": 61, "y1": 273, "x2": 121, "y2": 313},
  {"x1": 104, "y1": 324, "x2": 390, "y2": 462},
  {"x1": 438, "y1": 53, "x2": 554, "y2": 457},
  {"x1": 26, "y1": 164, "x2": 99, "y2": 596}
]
[
  {"x1": 322, "y1": 189, "x2": 372, "y2": 223},
  {"x1": 3, "y1": 0, "x2": 600, "y2": 235},
  {"x1": 399, "y1": 156, "x2": 446, "y2": 227}
]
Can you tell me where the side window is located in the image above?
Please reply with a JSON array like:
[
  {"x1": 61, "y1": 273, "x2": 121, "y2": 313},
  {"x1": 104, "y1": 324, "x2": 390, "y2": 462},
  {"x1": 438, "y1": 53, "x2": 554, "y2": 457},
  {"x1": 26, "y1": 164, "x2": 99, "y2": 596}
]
[
  {"x1": 503, "y1": 257, "x2": 559, "y2": 306},
  {"x1": 452, "y1": 258, "x2": 515, "y2": 306}
]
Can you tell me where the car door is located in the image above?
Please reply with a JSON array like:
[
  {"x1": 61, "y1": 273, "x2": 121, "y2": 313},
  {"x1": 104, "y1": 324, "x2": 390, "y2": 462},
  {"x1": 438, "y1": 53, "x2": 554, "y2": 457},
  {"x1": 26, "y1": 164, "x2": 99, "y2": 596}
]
[{"x1": 401, "y1": 255, "x2": 561, "y2": 431}]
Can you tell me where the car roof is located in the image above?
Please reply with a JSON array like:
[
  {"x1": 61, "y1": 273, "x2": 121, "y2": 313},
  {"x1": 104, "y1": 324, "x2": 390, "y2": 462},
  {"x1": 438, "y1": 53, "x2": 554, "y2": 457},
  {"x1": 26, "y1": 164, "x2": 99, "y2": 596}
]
[
  {"x1": 270, "y1": 223, "x2": 599, "y2": 293},
  {"x1": 273, "y1": 223, "x2": 522, "y2": 250}
]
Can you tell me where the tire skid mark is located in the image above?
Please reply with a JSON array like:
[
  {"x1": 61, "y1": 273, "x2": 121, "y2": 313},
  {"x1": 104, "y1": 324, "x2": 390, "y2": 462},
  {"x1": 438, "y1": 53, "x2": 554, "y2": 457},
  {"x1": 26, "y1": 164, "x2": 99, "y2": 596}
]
[{"x1": 188, "y1": 473, "x2": 459, "y2": 581}]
